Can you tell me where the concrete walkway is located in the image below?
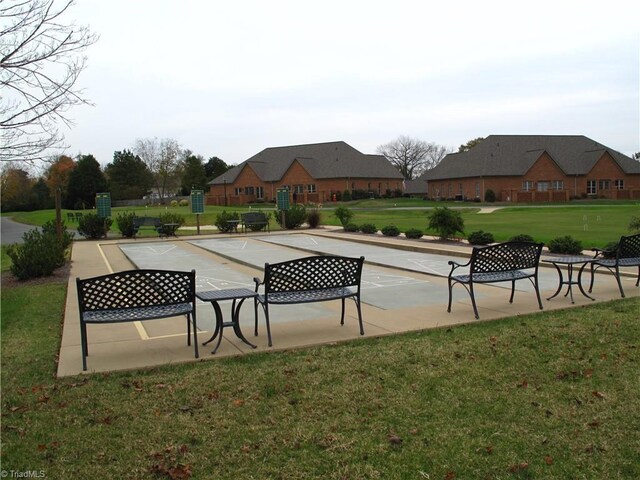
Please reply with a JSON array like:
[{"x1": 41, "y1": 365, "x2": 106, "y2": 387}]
[{"x1": 57, "y1": 229, "x2": 639, "y2": 377}]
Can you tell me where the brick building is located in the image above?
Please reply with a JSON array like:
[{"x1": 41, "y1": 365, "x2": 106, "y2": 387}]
[
  {"x1": 206, "y1": 141, "x2": 404, "y2": 205},
  {"x1": 420, "y1": 135, "x2": 640, "y2": 202}
]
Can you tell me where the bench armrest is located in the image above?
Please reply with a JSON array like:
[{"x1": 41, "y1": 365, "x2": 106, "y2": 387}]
[
  {"x1": 447, "y1": 259, "x2": 470, "y2": 277},
  {"x1": 253, "y1": 276, "x2": 263, "y2": 291},
  {"x1": 591, "y1": 247, "x2": 612, "y2": 259}
]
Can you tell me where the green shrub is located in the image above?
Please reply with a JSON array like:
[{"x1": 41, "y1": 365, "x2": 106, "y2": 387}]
[
  {"x1": 630, "y1": 216, "x2": 640, "y2": 233},
  {"x1": 7, "y1": 228, "x2": 66, "y2": 280},
  {"x1": 509, "y1": 234, "x2": 536, "y2": 243},
  {"x1": 276, "y1": 204, "x2": 306, "y2": 229},
  {"x1": 334, "y1": 206, "x2": 354, "y2": 226},
  {"x1": 215, "y1": 211, "x2": 240, "y2": 233},
  {"x1": 41, "y1": 219, "x2": 74, "y2": 249},
  {"x1": 344, "y1": 223, "x2": 359, "y2": 232},
  {"x1": 115, "y1": 212, "x2": 137, "y2": 238},
  {"x1": 381, "y1": 225, "x2": 400, "y2": 237},
  {"x1": 427, "y1": 207, "x2": 464, "y2": 240},
  {"x1": 179, "y1": 199, "x2": 189, "y2": 207},
  {"x1": 404, "y1": 228, "x2": 423, "y2": 240},
  {"x1": 342, "y1": 190, "x2": 352, "y2": 201},
  {"x1": 484, "y1": 189, "x2": 496, "y2": 202},
  {"x1": 307, "y1": 209, "x2": 321, "y2": 228},
  {"x1": 359, "y1": 223, "x2": 378, "y2": 234},
  {"x1": 157, "y1": 212, "x2": 185, "y2": 236},
  {"x1": 77, "y1": 214, "x2": 113, "y2": 239},
  {"x1": 159, "y1": 212, "x2": 185, "y2": 226},
  {"x1": 170, "y1": 200, "x2": 178, "y2": 207},
  {"x1": 467, "y1": 230, "x2": 494, "y2": 245},
  {"x1": 547, "y1": 235, "x2": 583, "y2": 255}
]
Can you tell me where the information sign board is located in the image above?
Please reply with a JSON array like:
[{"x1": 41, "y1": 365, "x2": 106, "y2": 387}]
[
  {"x1": 191, "y1": 189, "x2": 204, "y2": 214},
  {"x1": 96, "y1": 192, "x2": 111, "y2": 218},
  {"x1": 276, "y1": 188, "x2": 290, "y2": 211}
]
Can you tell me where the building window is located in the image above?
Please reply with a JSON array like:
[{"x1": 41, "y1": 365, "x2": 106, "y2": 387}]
[
  {"x1": 294, "y1": 184, "x2": 304, "y2": 194},
  {"x1": 256, "y1": 186, "x2": 264, "y2": 199},
  {"x1": 244, "y1": 186, "x2": 254, "y2": 195},
  {"x1": 598, "y1": 179, "x2": 610, "y2": 190},
  {"x1": 551, "y1": 180, "x2": 564, "y2": 190},
  {"x1": 587, "y1": 180, "x2": 597, "y2": 195},
  {"x1": 614, "y1": 179, "x2": 624, "y2": 190},
  {"x1": 475, "y1": 182, "x2": 480, "y2": 198},
  {"x1": 537, "y1": 181, "x2": 549, "y2": 192},
  {"x1": 458, "y1": 183, "x2": 463, "y2": 194},
  {"x1": 307, "y1": 184, "x2": 316, "y2": 193},
  {"x1": 522, "y1": 181, "x2": 534, "y2": 191},
  {"x1": 234, "y1": 187, "x2": 242, "y2": 195}
]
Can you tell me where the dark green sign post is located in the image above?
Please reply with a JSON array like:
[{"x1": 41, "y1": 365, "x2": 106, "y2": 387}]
[
  {"x1": 96, "y1": 192, "x2": 111, "y2": 218},
  {"x1": 191, "y1": 189, "x2": 204, "y2": 234},
  {"x1": 276, "y1": 188, "x2": 289, "y2": 229}
]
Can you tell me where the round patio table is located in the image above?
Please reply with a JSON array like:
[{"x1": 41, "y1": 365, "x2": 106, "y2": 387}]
[{"x1": 542, "y1": 255, "x2": 595, "y2": 304}]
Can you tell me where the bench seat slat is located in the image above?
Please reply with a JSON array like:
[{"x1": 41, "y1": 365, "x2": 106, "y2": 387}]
[
  {"x1": 83, "y1": 303, "x2": 193, "y2": 323},
  {"x1": 260, "y1": 287, "x2": 356, "y2": 305},
  {"x1": 592, "y1": 258, "x2": 640, "y2": 268},
  {"x1": 452, "y1": 270, "x2": 533, "y2": 284}
]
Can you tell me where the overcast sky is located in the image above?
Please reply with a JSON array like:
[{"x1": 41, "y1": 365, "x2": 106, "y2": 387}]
[{"x1": 64, "y1": 0, "x2": 639, "y2": 166}]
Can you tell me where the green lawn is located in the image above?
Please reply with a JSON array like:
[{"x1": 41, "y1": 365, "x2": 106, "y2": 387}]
[{"x1": 2, "y1": 278, "x2": 639, "y2": 479}]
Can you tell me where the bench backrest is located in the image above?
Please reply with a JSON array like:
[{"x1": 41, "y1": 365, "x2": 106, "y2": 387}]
[
  {"x1": 133, "y1": 217, "x2": 161, "y2": 228},
  {"x1": 77, "y1": 269, "x2": 195, "y2": 314},
  {"x1": 470, "y1": 241, "x2": 543, "y2": 274},
  {"x1": 263, "y1": 255, "x2": 364, "y2": 294},
  {"x1": 241, "y1": 212, "x2": 267, "y2": 223},
  {"x1": 617, "y1": 233, "x2": 640, "y2": 260}
]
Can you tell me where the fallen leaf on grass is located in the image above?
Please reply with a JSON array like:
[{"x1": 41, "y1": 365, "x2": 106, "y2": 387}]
[
  {"x1": 388, "y1": 434, "x2": 403, "y2": 445},
  {"x1": 508, "y1": 462, "x2": 529, "y2": 473},
  {"x1": 544, "y1": 455, "x2": 554, "y2": 465},
  {"x1": 445, "y1": 471, "x2": 456, "y2": 480},
  {"x1": 592, "y1": 391, "x2": 606, "y2": 399},
  {"x1": 233, "y1": 399, "x2": 245, "y2": 407}
]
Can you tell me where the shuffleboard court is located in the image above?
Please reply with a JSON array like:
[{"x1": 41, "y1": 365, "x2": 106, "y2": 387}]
[
  {"x1": 254, "y1": 234, "x2": 559, "y2": 293},
  {"x1": 118, "y1": 243, "x2": 335, "y2": 336},
  {"x1": 189, "y1": 237, "x2": 469, "y2": 310}
]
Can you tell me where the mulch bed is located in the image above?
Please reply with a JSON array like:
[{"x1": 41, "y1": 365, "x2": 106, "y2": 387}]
[{"x1": 1, "y1": 262, "x2": 71, "y2": 289}]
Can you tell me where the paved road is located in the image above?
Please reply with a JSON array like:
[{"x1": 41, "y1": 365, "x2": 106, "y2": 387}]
[{"x1": 1, "y1": 216, "x2": 36, "y2": 244}]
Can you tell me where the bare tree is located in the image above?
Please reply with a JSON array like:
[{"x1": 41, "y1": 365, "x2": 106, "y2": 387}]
[
  {"x1": 377, "y1": 135, "x2": 452, "y2": 179},
  {"x1": 134, "y1": 138, "x2": 183, "y2": 203},
  {"x1": 1, "y1": 0, "x2": 98, "y2": 163}
]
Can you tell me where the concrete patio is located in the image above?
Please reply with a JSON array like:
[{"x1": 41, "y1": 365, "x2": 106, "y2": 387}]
[{"x1": 57, "y1": 229, "x2": 639, "y2": 377}]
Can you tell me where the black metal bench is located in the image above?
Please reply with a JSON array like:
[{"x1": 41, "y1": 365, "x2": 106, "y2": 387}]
[
  {"x1": 133, "y1": 216, "x2": 162, "y2": 237},
  {"x1": 76, "y1": 269, "x2": 198, "y2": 371},
  {"x1": 253, "y1": 255, "x2": 365, "y2": 346},
  {"x1": 447, "y1": 241, "x2": 544, "y2": 319},
  {"x1": 589, "y1": 233, "x2": 640, "y2": 298},
  {"x1": 241, "y1": 212, "x2": 270, "y2": 233}
]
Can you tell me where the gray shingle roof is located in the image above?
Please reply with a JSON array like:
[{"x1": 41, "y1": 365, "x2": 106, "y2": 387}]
[
  {"x1": 209, "y1": 141, "x2": 403, "y2": 185},
  {"x1": 422, "y1": 135, "x2": 639, "y2": 180}
]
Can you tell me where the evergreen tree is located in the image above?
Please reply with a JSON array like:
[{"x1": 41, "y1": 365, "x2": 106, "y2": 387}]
[
  {"x1": 66, "y1": 154, "x2": 107, "y2": 209},
  {"x1": 105, "y1": 150, "x2": 154, "y2": 200},
  {"x1": 180, "y1": 154, "x2": 207, "y2": 195},
  {"x1": 204, "y1": 156, "x2": 231, "y2": 181}
]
